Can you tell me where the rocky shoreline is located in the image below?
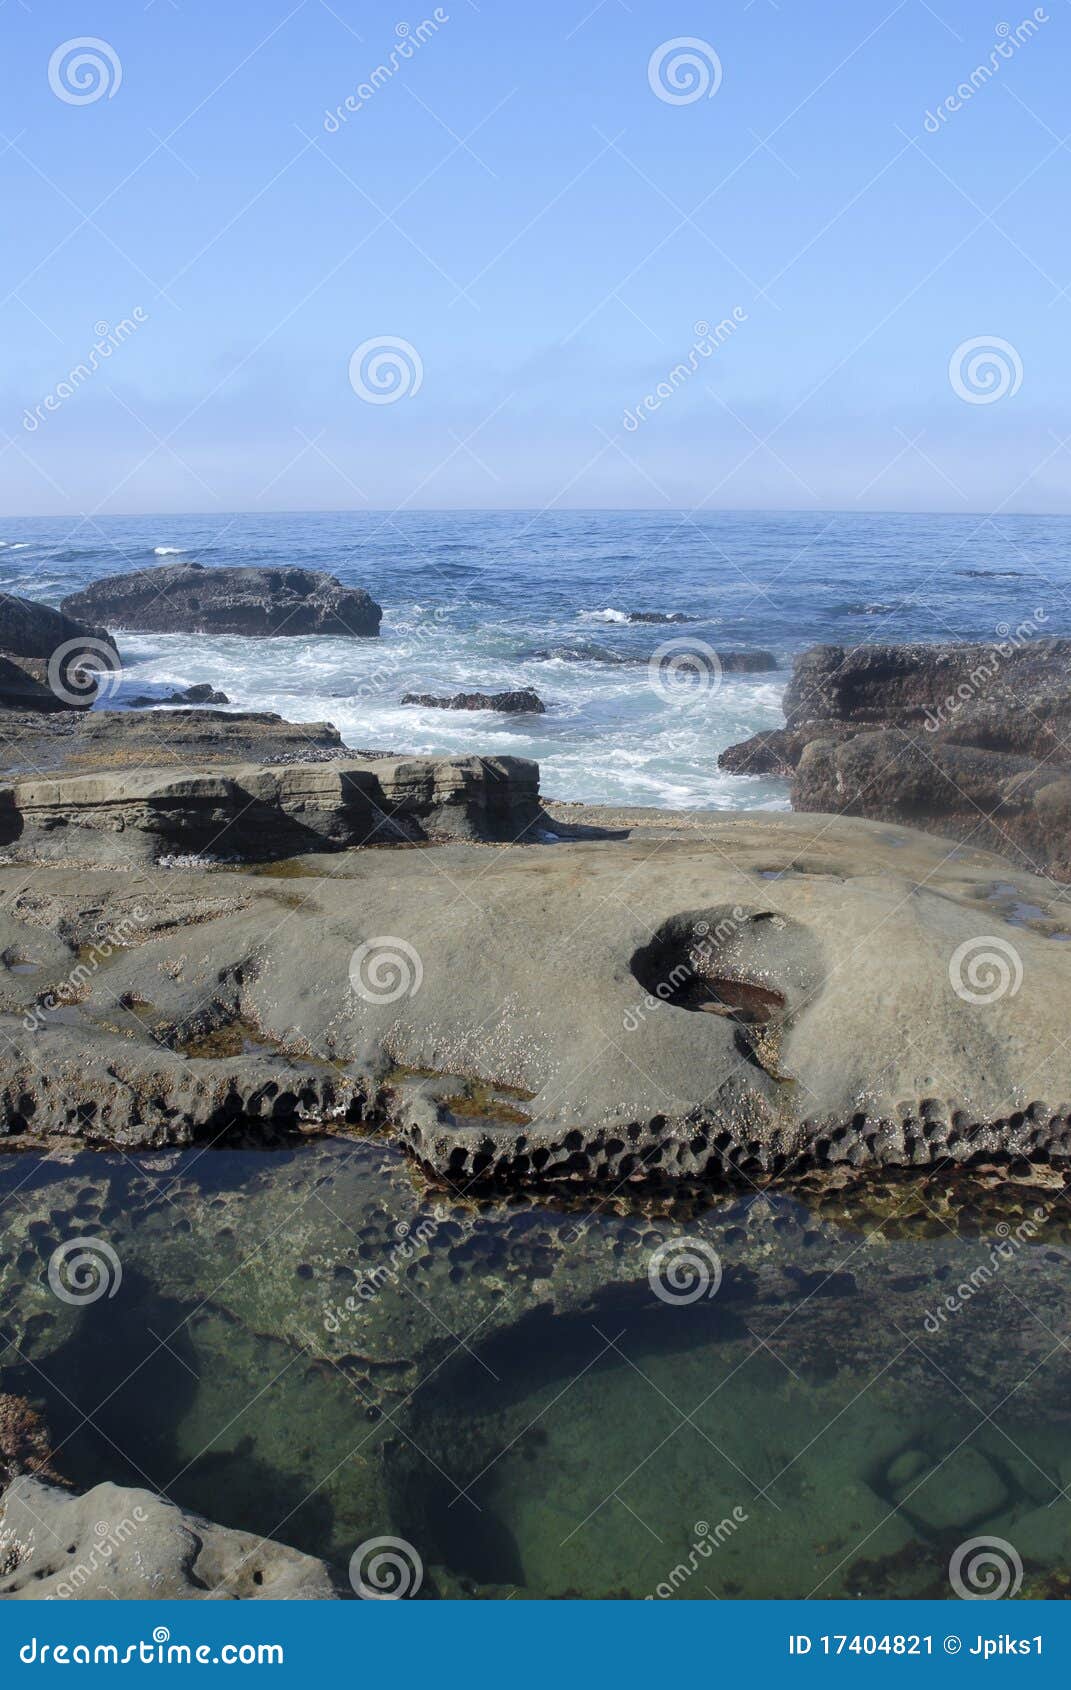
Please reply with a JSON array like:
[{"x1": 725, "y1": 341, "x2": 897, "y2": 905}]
[{"x1": 2, "y1": 574, "x2": 1071, "y2": 1601}]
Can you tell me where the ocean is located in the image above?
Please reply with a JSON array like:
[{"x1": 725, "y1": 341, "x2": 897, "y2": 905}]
[{"x1": 2, "y1": 508, "x2": 1067, "y2": 809}]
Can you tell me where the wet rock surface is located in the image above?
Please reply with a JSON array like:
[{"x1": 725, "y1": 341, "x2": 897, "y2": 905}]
[
  {"x1": 62, "y1": 563, "x2": 382, "y2": 639},
  {"x1": 401, "y1": 689, "x2": 546, "y2": 714},
  {"x1": 126, "y1": 683, "x2": 231, "y2": 709}
]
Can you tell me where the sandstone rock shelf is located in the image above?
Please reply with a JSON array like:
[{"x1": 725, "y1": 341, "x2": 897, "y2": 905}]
[{"x1": 1, "y1": 809, "x2": 1068, "y2": 1181}]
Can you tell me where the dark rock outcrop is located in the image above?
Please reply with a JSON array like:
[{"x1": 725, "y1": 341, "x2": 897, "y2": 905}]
[
  {"x1": 718, "y1": 649, "x2": 779, "y2": 673},
  {"x1": 62, "y1": 563, "x2": 382, "y2": 638},
  {"x1": 126, "y1": 682, "x2": 231, "y2": 708},
  {"x1": 719, "y1": 722, "x2": 856, "y2": 778},
  {"x1": 720, "y1": 637, "x2": 1071, "y2": 878},
  {"x1": 401, "y1": 688, "x2": 546, "y2": 714},
  {"x1": 0, "y1": 592, "x2": 115, "y2": 665},
  {"x1": 0, "y1": 592, "x2": 119, "y2": 713}
]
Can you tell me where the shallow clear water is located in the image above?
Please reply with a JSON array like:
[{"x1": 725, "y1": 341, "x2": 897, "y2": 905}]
[
  {"x1": 3, "y1": 1141, "x2": 1071, "y2": 1600},
  {"x1": 2, "y1": 509, "x2": 1068, "y2": 807}
]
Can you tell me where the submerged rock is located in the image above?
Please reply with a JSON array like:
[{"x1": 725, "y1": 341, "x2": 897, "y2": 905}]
[
  {"x1": 625, "y1": 610, "x2": 695, "y2": 624},
  {"x1": 62, "y1": 563, "x2": 382, "y2": 638},
  {"x1": 1, "y1": 1140, "x2": 1070, "y2": 1598}
]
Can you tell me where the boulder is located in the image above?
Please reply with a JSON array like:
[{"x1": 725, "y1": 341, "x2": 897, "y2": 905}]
[
  {"x1": 0, "y1": 655, "x2": 75, "y2": 714},
  {"x1": 0, "y1": 592, "x2": 116, "y2": 665},
  {"x1": 0, "y1": 1477, "x2": 339, "y2": 1599},
  {"x1": 720, "y1": 637, "x2": 1071, "y2": 878},
  {"x1": 401, "y1": 689, "x2": 546, "y2": 714},
  {"x1": 0, "y1": 592, "x2": 119, "y2": 713},
  {"x1": 782, "y1": 639, "x2": 1071, "y2": 739},
  {"x1": 62, "y1": 563, "x2": 382, "y2": 638},
  {"x1": 716, "y1": 650, "x2": 780, "y2": 673}
]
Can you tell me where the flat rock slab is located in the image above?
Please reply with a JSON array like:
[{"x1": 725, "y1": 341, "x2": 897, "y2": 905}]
[
  {"x1": 0, "y1": 709, "x2": 347, "y2": 778},
  {"x1": 0, "y1": 810, "x2": 1068, "y2": 1180}
]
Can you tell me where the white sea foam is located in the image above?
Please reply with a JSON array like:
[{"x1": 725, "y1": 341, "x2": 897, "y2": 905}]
[
  {"x1": 152, "y1": 545, "x2": 188, "y2": 556},
  {"x1": 579, "y1": 607, "x2": 629, "y2": 623}
]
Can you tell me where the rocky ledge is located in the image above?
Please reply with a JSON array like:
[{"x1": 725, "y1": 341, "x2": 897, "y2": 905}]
[
  {"x1": 62, "y1": 562, "x2": 382, "y2": 638},
  {"x1": 1, "y1": 751, "x2": 543, "y2": 865},
  {"x1": 721, "y1": 637, "x2": 1071, "y2": 881},
  {"x1": 0, "y1": 809, "x2": 1068, "y2": 1179},
  {"x1": 0, "y1": 709, "x2": 350, "y2": 778}
]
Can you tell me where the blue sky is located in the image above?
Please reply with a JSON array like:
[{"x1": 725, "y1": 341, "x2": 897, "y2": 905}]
[{"x1": 3, "y1": 0, "x2": 1069, "y2": 514}]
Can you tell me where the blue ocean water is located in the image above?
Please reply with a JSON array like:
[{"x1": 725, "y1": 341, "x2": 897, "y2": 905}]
[{"x1": 1, "y1": 509, "x2": 1067, "y2": 808}]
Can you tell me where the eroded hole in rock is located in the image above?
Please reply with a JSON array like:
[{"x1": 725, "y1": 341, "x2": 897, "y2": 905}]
[{"x1": 630, "y1": 907, "x2": 792, "y2": 1025}]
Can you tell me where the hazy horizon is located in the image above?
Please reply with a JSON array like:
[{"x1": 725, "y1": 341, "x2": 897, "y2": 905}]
[{"x1": 4, "y1": 0, "x2": 1068, "y2": 517}]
